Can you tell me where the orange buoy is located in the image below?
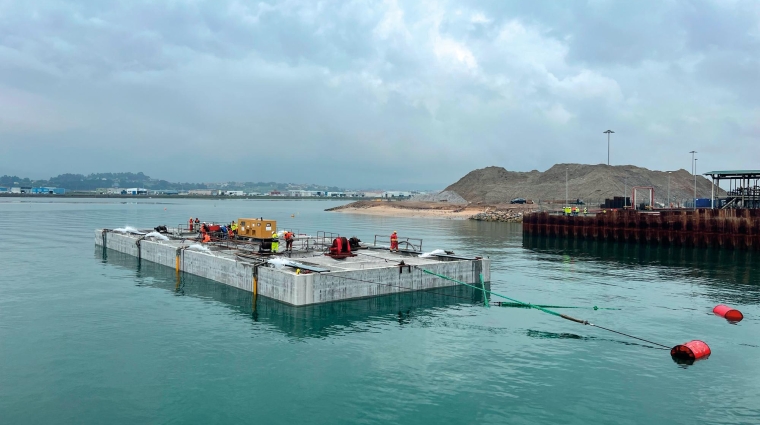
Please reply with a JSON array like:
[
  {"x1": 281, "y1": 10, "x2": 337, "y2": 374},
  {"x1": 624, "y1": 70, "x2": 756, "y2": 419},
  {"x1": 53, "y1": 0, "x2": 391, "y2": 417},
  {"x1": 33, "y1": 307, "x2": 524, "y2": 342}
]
[
  {"x1": 671, "y1": 340, "x2": 711, "y2": 362},
  {"x1": 713, "y1": 304, "x2": 743, "y2": 322}
]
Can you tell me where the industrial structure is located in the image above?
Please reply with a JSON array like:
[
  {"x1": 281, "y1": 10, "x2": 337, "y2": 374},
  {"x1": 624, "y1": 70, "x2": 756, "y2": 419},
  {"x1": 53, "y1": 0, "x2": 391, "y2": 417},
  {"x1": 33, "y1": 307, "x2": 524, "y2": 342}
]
[{"x1": 703, "y1": 170, "x2": 760, "y2": 210}]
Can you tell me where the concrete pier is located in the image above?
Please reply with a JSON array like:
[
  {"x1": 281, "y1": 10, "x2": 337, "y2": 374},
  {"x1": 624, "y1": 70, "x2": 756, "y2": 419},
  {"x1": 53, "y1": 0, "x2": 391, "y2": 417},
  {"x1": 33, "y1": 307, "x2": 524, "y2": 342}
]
[{"x1": 95, "y1": 229, "x2": 490, "y2": 306}]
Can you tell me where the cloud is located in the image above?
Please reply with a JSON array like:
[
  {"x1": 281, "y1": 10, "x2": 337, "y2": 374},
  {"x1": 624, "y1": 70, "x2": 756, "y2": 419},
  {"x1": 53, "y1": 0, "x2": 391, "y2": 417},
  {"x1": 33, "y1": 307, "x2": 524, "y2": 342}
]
[
  {"x1": 0, "y1": 0, "x2": 758, "y2": 188},
  {"x1": 545, "y1": 103, "x2": 573, "y2": 124}
]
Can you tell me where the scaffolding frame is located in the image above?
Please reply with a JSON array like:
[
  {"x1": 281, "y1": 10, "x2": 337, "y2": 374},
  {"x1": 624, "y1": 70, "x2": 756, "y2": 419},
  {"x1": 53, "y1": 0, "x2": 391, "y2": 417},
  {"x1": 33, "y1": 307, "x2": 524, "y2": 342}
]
[{"x1": 631, "y1": 186, "x2": 655, "y2": 209}]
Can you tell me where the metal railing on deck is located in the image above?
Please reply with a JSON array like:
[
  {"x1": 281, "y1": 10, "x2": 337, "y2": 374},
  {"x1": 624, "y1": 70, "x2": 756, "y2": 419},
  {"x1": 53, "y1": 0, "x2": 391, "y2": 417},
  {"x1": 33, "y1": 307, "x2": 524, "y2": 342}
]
[
  {"x1": 316, "y1": 231, "x2": 340, "y2": 250},
  {"x1": 373, "y1": 235, "x2": 422, "y2": 252}
]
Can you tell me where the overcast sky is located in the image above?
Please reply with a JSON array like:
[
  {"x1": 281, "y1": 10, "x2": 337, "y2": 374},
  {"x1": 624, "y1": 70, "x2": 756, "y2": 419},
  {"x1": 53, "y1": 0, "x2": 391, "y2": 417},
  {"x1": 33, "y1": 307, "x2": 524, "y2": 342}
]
[{"x1": 1, "y1": 0, "x2": 758, "y2": 189}]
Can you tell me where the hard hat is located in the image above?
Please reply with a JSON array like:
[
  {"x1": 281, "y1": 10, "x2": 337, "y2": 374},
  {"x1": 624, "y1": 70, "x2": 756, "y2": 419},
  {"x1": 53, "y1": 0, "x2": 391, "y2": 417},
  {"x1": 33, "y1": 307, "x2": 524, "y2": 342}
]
[{"x1": 393, "y1": 231, "x2": 397, "y2": 233}]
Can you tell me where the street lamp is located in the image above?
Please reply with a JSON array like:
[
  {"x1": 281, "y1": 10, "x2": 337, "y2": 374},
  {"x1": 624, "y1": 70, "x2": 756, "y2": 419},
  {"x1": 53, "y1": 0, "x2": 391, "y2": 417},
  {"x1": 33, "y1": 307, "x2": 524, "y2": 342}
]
[
  {"x1": 667, "y1": 171, "x2": 672, "y2": 208},
  {"x1": 690, "y1": 150, "x2": 697, "y2": 209},
  {"x1": 603, "y1": 130, "x2": 615, "y2": 165},
  {"x1": 694, "y1": 158, "x2": 698, "y2": 209},
  {"x1": 565, "y1": 167, "x2": 569, "y2": 210}
]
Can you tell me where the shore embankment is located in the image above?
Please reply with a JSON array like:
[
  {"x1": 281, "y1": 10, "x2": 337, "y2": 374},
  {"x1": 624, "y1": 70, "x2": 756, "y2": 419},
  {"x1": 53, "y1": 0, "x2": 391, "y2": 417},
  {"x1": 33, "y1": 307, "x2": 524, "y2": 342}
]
[{"x1": 326, "y1": 200, "x2": 536, "y2": 221}]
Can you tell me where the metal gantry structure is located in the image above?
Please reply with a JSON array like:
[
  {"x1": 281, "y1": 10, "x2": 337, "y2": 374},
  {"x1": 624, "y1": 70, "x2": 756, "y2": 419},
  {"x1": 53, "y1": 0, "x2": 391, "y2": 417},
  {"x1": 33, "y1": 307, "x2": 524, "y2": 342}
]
[{"x1": 703, "y1": 170, "x2": 760, "y2": 209}]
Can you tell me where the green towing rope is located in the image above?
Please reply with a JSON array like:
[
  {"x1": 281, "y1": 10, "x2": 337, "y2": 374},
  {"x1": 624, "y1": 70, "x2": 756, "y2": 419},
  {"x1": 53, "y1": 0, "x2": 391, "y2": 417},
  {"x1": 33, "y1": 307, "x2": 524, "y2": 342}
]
[
  {"x1": 421, "y1": 269, "x2": 678, "y2": 350},
  {"x1": 421, "y1": 269, "x2": 617, "y2": 320},
  {"x1": 492, "y1": 302, "x2": 620, "y2": 310}
]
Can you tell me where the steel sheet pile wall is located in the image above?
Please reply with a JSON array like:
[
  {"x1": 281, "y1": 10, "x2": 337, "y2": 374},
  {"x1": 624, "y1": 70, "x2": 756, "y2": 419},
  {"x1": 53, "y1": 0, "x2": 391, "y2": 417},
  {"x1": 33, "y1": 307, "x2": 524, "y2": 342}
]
[{"x1": 523, "y1": 210, "x2": 760, "y2": 250}]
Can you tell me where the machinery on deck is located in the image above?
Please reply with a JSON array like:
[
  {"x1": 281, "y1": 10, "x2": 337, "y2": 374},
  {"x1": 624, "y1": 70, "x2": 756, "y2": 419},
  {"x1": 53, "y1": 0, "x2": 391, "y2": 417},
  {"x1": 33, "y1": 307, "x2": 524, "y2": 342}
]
[
  {"x1": 237, "y1": 218, "x2": 277, "y2": 240},
  {"x1": 327, "y1": 237, "x2": 356, "y2": 259}
]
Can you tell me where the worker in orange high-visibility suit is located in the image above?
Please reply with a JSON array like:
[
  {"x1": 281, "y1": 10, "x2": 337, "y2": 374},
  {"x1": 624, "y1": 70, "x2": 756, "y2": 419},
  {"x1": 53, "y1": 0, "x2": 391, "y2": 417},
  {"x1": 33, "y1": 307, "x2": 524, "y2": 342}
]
[
  {"x1": 285, "y1": 231, "x2": 294, "y2": 251},
  {"x1": 390, "y1": 231, "x2": 399, "y2": 252},
  {"x1": 189, "y1": 218, "x2": 194, "y2": 231}
]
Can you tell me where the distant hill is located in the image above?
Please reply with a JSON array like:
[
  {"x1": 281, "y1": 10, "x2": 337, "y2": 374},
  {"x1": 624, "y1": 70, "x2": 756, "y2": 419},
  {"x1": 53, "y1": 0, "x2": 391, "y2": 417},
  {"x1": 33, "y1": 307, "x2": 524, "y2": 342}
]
[{"x1": 444, "y1": 164, "x2": 721, "y2": 205}]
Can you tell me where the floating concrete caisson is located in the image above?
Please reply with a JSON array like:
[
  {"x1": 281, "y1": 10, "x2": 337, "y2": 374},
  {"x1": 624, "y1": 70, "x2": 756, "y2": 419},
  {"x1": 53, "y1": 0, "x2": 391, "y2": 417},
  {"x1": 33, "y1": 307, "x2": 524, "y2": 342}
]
[{"x1": 95, "y1": 229, "x2": 490, "y2": 306}]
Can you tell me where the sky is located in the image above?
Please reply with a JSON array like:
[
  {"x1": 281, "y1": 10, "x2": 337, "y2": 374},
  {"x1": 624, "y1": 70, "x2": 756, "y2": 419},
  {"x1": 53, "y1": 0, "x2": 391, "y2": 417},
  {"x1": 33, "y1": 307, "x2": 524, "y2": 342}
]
[{"x1": 0, "y1": 0, "x2": 758, "y2": 189}]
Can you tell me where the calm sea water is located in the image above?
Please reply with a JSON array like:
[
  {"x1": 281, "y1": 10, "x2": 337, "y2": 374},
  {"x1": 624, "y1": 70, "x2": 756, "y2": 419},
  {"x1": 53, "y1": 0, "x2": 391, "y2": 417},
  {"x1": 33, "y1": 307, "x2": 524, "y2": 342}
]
[{"x1": 0, "y1": 198, "x2": 758, "y2": 424}]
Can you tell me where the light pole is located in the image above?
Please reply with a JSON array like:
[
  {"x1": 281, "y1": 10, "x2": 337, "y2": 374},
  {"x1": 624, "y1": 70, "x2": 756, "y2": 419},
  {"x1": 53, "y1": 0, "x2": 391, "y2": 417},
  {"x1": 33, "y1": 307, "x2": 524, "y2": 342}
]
[
  {"x1": 624, "y1": 177, "x2": 627, "y2": 208},
  {"x1": 603, "y1": 130, "x2": 615, "y2": 165},
  {"x1": 565, "y1": 167, "x2": 569, "y2": 210},
  {"x1": 667, "y1": 171, "x2": 671, "y2": 208},
  {"x1": 690, "y1": 151, "x2": 696, "y2": 174},
  {"x1": 694, "y1": 158, "x2": 698, "y2": 209},
  {"x1": 690, "y1": 150, "x2": 697, "y2": 209}
]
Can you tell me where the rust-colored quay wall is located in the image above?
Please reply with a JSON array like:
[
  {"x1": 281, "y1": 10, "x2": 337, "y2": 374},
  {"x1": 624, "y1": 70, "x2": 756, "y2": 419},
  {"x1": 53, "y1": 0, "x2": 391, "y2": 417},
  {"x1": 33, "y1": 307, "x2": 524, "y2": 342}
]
[{"x1": 523, "y1": 210, "x2": 760, "y2": 250}]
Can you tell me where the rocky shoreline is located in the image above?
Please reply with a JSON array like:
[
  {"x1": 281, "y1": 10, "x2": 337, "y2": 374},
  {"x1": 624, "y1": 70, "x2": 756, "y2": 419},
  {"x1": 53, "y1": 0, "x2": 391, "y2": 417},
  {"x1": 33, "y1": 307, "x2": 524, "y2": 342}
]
[{"x1": 468, "y1": 209, "x2": 524, "y2": 223}]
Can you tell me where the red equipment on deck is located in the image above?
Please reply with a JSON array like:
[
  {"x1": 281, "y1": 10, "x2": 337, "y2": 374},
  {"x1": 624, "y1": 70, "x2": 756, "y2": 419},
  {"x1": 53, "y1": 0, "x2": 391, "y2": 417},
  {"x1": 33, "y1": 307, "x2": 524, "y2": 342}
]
[{"x1": 327, "y1": 237, "x2": 356, "y2": 259}]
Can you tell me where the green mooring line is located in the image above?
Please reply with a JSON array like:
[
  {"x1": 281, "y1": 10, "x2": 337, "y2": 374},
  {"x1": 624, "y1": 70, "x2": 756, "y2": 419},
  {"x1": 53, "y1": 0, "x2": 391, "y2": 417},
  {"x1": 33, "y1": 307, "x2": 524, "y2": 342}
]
[
  {"x1": 421, "y1": 270, "x2": 619, "y2": 314},
  {"x1": 420, "y1": 269, "x2": 674, "y2": 350},
  {"x1": 479, "y1": 273, "x2": 488, "y2": 308},
  {"x1": 421, "y1": 269, "x2": 562, "y2": 317},
  {"x1": 492, "y1": 302, "x2": 620, "y2": 310}
]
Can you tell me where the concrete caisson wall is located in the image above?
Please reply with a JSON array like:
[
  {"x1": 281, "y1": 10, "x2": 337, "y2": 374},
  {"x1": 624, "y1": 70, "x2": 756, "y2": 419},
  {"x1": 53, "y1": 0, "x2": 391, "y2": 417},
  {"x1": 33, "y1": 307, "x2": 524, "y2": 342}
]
[{"x1": 308, "y1": 259, "x2": 490, "y2": 304}]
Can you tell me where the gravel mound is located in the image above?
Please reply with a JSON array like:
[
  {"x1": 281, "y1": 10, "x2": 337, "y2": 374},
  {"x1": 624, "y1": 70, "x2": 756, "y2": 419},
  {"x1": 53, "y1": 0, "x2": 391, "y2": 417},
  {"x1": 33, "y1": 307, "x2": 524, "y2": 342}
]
[
  {"x1": 445, "y1": 164, "x2": 722, "y2": 205},
  {"x1": 411, "y1": 190, "x2": 467, "y2": 204}
]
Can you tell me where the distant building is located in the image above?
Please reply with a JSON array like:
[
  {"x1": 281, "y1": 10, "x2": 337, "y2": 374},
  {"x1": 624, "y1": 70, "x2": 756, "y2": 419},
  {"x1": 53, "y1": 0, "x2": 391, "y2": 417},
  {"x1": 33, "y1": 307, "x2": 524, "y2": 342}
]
[
  {"x1": 122, "y1": 188, "x2": 148, "y2": 195},
  {"x1": 31, "y1": 187, "x2": 65, "y2": 194},
  {"x1": 152, "y1": 190, "x2": 179, "y2": 195},
  {"x1": 0, "y1": 187, "x2": 8, "y2": 193},
  {"x1": 287, "y1": 190, "x2": 322, "y2": 197},
  {"x1": 383, "y1": 191, "x2": 412, "y2": 198},
  {"x1": 188, "y1": 189, "x2": 219, "y2": 196},
  {"x1": 223, "y1": 190, "x2": 244, "y2": 196}
]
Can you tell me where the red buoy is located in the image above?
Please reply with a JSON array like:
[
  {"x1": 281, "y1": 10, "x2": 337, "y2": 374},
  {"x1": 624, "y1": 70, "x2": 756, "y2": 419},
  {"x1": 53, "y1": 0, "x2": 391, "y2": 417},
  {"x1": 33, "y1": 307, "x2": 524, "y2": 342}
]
[
  {"x1": 713, "y1": 304, "x2": 743, "y2": 322},
  {"x1": 671, "y1": 340, "x2": 711, "y2": 362}
]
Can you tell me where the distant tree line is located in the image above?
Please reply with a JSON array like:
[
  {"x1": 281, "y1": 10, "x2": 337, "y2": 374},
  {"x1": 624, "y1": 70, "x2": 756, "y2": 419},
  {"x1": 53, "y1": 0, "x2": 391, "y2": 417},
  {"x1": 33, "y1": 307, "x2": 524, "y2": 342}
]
[{"x1": 0, "y1": 173, "x2": 344, "y2": 192}]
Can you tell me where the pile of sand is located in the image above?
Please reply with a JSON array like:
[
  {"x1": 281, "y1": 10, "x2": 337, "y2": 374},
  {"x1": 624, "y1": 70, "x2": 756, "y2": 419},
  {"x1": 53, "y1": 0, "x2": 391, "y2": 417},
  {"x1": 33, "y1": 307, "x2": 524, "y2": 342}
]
[
  {"x1": 445, "y1": 164, "x2": 721, "y2": 205},
  {"x1": 411, "y1": 190, "x2": 467, "y2": 204}
]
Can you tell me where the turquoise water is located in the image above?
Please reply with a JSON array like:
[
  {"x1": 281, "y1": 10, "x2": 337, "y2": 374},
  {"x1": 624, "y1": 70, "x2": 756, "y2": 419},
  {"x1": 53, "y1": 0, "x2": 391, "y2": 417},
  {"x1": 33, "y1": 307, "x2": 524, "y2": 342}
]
[{"x1": 1, "y1": 198, "x2": 758, "y2": 424}]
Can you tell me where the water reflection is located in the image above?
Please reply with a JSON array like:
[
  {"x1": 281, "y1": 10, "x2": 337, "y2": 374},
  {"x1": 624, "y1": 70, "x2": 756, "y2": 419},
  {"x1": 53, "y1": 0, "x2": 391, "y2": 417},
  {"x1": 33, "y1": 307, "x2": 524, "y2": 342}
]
[
  {"x1": 97, "y1": 248, "x2": 486, "y2": 338},
  {"x1": 523, "y1": 235, "x2": 760, "y2": 305}
]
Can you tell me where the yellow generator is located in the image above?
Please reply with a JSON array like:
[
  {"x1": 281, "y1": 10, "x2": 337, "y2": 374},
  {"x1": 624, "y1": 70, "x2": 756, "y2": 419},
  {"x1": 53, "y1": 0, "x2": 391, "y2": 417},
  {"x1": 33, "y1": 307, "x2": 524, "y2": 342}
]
[{"x1": 237, "y1": 218, "x2": 277, "y2": 239}]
